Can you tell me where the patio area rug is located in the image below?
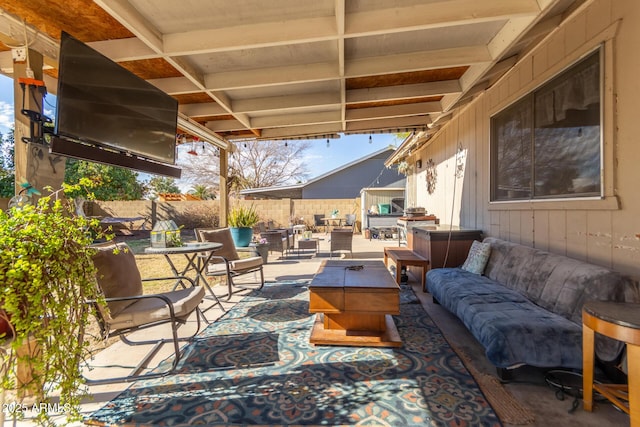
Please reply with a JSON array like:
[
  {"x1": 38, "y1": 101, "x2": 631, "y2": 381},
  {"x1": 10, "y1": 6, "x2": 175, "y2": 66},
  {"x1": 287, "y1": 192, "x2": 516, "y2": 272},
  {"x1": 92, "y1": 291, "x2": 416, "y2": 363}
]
[{"x1": 87, "y1": 281, "x2": 502, "y2": 426}]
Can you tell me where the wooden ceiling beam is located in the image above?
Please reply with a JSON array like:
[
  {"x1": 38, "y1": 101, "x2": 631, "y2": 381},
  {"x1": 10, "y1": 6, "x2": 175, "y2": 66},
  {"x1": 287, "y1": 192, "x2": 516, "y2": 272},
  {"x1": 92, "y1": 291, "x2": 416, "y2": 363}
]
[
  {"x1": 347, "y1": 46, "x2": 492, "y2": 78},
  {"x1": 347, "y1": 80, "x2": 461, "y2": 104},
  {"x1": 345, "y1": 102, "x2": 441, "y2": 122},
  {"x1": 88, "y1": 37, "x2": 156, "y2": 61},
  {"x1": 335, "y1": 0, "x2": 347, "y2": 133},
  {"x1": 205, "y1": 62, "x2": 337, "y2": 91},
  {"x1": 346, "y1": 0, "x2": 540, "y2": 36},
  {"x1": 164, "y1": 16, "x2": 336, "y2": 55},
  {"x1": 202, "y1": 46, "x2": 488, "y2": 93},
  {"x1": 346, "y1": 116, "x2": 431, "y2": 132},
  {"x1": 250, "y1": 111, "x2": 342, "y2": 129},
  {"x1": 259, "y1": 123, "x2": 343, "y2": 140},
  {"x1": 232, "y1": 92, "x2": 341, "y2": 114},
  {"x1": 179, "y1": 102, "x2": 227, "y2": 117}
]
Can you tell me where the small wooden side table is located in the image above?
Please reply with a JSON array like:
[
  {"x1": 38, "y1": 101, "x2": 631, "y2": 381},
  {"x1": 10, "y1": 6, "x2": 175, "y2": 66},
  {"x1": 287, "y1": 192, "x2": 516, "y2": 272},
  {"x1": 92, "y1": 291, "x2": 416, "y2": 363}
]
[
  {"x1": 583, "y1": 301, "x2": 640, "y2": 426},
  {"x1": 383, "y1": 247, "x2": 429, "y2": 291}
]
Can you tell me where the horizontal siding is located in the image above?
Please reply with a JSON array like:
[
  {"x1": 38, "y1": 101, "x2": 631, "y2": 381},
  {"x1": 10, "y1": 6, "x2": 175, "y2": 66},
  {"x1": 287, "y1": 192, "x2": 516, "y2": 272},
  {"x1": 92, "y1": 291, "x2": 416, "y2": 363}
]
[{"x1": 408, "y1": 0, "x2": 640, "y2": 281}]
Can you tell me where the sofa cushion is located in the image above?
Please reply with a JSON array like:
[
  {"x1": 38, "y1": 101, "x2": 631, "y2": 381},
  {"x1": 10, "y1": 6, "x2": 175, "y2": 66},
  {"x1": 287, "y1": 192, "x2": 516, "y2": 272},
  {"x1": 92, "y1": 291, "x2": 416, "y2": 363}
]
[
  {"x1": 481, "y1": 237, "x2": 626, "y2": 325},
  {"x1": 427, "y1": 268, "x2": 582, "y2": 369},
  {"x1": 461, "y1": 240, "x2": 491, "y2": 275}
]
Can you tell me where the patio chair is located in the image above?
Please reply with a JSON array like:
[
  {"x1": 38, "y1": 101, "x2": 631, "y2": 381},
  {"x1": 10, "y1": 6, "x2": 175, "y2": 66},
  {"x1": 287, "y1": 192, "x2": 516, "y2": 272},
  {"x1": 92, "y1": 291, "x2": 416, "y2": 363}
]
[
  {"x1": 196, "y1": 228, "x2": 265, "y2": 300},
  {"x1": 86, "y1": 241, "x2": 205, "y2": 385},
  {"x1": 260, "y1": 229, "x2": 290, "y2": 259},
  {"x1": 330, "y1": 229, "x2": 353, "y2": 258},
  {"x1": 313, "y1": 214, "x2": 325, "y2": 233},
  {"x1": 345, "y1": 214, "x2": 356, "y2": 231}
]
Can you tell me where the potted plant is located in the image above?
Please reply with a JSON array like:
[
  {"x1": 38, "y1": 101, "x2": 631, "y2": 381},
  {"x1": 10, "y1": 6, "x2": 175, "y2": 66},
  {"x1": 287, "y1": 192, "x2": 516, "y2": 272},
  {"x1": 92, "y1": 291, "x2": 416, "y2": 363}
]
[
  {"x1": 0, "y1": 185, "x2": 107, "y2": 426},
  {"x1": 228, "y1": 204, "x2": 260, "y2": 247},
  {"x1": 251, "y1": 237, "x2": 269, "y2": 263}
]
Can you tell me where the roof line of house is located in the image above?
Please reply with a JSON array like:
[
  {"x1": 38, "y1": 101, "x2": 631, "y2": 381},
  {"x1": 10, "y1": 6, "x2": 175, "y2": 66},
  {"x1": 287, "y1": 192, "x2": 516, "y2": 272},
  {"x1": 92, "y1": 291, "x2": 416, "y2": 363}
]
[{"x1": 240, "y1": 146, "x2": 397, "y2": 195}]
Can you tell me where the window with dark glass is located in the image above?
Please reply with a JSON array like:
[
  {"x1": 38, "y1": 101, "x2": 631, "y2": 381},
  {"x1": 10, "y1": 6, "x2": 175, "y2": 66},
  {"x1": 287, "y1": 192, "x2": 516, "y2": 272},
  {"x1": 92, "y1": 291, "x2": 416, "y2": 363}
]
[{"x1": 491, "y1": 49, "x2": 601, "y2": 201}]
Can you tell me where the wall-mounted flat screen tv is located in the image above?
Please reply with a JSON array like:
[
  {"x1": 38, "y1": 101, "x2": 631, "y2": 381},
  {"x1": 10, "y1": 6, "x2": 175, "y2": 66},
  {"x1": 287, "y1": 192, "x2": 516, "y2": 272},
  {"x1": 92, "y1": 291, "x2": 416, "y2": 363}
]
[{"x1": 54, "y1": 31, "x2": 179, "y2": 176}]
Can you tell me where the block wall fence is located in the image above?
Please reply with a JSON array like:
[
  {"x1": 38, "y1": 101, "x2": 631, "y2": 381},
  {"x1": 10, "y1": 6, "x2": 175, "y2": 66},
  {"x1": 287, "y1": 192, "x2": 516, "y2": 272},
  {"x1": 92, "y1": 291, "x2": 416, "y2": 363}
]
[{"x1": 0, "y1": 197, "x2": 362, "y2": 232}]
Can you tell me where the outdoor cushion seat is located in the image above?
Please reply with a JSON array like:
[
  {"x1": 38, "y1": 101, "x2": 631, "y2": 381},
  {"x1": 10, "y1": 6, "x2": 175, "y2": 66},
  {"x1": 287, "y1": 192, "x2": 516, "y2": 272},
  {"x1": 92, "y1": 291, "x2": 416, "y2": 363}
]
[
  {"x1": 196, "y1": 227, "x2": 265, "y2": 300},
  {"x1": 205, "y1": 256, "x2": 264, "y2": 275},
  {"x1": 107, "y1": 286, "x2": 205, "y2": 330},
  {"x1": 88, "y1": 241, "x2": 205, "y2": 385}
]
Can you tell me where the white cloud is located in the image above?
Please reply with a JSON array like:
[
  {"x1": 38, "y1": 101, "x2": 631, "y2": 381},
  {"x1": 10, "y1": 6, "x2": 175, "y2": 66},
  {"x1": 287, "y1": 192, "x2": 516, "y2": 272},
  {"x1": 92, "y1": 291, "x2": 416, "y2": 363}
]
[{"x1": 0, "y1": 101, "x2": 14, "y2": 134}]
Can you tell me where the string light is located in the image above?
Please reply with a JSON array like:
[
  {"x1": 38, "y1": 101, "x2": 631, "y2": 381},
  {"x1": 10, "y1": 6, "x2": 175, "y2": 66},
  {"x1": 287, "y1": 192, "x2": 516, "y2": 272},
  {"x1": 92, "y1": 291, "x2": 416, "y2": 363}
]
[
  {"x1": 326, "y1": 139, "x2": 330, "y2": 148},
  {"x1": 369, "y1": 135, "x2": 372, "y2": 144}
]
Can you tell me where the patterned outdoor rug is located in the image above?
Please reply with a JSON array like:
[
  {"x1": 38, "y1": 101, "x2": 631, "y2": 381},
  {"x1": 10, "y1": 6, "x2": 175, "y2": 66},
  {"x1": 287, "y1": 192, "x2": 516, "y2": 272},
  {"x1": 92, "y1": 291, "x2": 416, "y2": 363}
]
[{"x1": 88, "y1": 281, "x2": 502, "y2": 426}]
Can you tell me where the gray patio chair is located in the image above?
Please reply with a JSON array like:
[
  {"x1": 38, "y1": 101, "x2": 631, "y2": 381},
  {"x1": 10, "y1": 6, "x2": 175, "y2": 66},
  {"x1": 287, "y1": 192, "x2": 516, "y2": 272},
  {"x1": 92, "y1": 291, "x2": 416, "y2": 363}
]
[
  {"x1": 330, "y1": 229, "x2": 353, "y2": 258},
  {"x1": 87, "y1": 241, "x2": 205, "y2": 385},
  {"x1": 261, "y1": 229, "x2": 290, "y2": 259},
  {"x1": 345, "y1": 214, "x2": 356, "y2": 231},
  {"x1": 196, "y1": 228, "x2": 265, "y2": 300}
]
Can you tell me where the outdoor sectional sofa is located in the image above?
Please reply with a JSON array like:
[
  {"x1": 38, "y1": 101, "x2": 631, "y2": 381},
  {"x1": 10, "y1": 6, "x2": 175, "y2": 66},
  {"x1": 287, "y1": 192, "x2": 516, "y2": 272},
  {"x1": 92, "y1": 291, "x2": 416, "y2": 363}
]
[{"x1": 426, "y1": 237, "x2": 630, "y2": 378}]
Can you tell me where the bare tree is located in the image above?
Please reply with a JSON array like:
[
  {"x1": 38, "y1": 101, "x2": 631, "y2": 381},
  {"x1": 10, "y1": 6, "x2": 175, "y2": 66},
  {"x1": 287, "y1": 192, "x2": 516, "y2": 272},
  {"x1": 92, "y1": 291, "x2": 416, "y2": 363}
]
[
  {"x1": 229, "y1": 140, "x2": 310, "y2": 191},
  {"x1": 177, "y1": 145, "x2": 220, "y2": 190},
  {"x1": 177, "y1": 140, "x2": 310, "y2": 194}
]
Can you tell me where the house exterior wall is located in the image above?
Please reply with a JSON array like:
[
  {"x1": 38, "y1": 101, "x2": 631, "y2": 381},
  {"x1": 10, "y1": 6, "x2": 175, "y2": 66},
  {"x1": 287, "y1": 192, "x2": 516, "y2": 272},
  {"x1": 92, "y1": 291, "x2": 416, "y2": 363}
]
[
  {"x1": 407, "y1": 0, "x2": 640, "y2": 281},
  {"x1": 302, "y1": 156, "x2": 404, "y2": 199}
]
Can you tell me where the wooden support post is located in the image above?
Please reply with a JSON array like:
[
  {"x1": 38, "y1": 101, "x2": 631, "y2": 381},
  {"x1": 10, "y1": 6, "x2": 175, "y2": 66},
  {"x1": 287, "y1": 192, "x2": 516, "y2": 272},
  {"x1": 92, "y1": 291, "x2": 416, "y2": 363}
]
[
  {"x1": 219, "y1": 148, "x2": 228, "y2": 227},
  {"x1": 12, "y1": 48, "x2": 65, "y2": 197}
]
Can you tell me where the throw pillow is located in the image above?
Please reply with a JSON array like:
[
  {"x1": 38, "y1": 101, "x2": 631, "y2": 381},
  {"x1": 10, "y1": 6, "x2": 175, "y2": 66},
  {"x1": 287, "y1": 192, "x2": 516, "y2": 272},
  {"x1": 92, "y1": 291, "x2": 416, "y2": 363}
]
[{"x1": 461, "y1": 240, "x2": 491, "y2": 275}]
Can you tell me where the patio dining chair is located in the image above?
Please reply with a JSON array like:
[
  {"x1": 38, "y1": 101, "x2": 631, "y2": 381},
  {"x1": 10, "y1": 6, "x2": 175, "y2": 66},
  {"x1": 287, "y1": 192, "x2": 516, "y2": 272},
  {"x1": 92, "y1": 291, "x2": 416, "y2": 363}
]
[
  {"x1": 330, "y1": 229, "x2": 353, "y2": 258},
  {"x1": 313, "y1": 214, "x2": 325, "y2": 233},
  {"x1": 345, "y1": 214, "x2": 356, "y2": 231},
  {"x1": 86, "y1": 241, "x2": 205, "y2": 385},
  {"x1": 260, "y1": 229, "x2": 290, "y2": 259},
  {"x1": 196, "y1": 228, "x2": 265, "y2": 300}
]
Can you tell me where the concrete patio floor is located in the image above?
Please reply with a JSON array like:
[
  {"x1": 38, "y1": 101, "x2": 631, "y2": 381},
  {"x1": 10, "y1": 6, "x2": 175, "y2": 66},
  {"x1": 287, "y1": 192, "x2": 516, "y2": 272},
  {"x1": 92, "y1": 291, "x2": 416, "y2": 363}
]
[{"x1": 4, "y1": 232, "x2": 629, "y2": 426}]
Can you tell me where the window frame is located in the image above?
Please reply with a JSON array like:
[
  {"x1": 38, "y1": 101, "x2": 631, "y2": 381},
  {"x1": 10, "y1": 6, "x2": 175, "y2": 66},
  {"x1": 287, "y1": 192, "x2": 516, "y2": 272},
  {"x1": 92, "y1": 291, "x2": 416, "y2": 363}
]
[{"x1": 490, "y1": 47, "x2": 603, "y2": 203}]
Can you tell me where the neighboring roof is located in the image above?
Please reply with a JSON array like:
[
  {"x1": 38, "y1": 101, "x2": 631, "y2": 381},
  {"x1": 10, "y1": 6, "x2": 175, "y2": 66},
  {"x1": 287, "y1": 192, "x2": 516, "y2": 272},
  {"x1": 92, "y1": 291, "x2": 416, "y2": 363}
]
[
  {"x1": 240, "y1": 146, "x2": 398, "y2": 198},
  {"x1": 158, "y1": 193, "x2": 202, "y2": 201},
  {"x1": 0, "y1": 1, "x2": 578, "y2": 145}
]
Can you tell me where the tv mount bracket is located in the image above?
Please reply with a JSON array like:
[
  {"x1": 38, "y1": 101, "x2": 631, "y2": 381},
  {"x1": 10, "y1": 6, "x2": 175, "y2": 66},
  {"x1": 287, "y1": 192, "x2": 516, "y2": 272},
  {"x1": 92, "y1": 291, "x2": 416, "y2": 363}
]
[{"x1": 18, "y1": 77, "x2": 53, "y2": 145}]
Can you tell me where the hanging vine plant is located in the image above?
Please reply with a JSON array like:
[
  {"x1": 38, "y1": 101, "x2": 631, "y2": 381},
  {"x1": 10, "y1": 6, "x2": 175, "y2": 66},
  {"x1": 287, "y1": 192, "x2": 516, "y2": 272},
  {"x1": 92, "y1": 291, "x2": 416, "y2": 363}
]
[
  {"x1": 0, "y1": 184, "x2": 108, "y2": 426},
  {"x1": 426, "y1": 158, "x2": 437, "y2": 194}
]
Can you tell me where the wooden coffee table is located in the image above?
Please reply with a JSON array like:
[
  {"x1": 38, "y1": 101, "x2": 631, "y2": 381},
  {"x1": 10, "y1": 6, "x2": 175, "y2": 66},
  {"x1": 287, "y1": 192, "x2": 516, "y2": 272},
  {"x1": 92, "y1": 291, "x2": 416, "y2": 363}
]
[{"x1": 308, "y1": 260, "x2": 401, "y2": 347}]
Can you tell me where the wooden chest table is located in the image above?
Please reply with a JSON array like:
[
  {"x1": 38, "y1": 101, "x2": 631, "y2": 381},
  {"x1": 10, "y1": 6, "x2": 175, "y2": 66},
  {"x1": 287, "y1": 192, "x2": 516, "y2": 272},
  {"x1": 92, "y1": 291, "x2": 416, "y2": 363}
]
[{"x1": 308, "y1": 260, "x2": 401, "y2": 347}]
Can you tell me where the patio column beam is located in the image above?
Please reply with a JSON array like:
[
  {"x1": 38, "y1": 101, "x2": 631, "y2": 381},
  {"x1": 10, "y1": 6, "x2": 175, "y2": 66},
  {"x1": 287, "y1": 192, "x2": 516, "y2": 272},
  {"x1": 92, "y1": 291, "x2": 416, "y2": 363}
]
[{"x1": 219, "y1": 149, "x2": 228, "y2": 227}]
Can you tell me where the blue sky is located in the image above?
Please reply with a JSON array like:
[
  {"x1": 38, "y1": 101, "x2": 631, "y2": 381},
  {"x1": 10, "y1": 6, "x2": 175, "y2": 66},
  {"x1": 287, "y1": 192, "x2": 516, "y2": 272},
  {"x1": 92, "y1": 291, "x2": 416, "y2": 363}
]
[{"x1": 0, "y1": 74, "x2": 400, "y2": 183}]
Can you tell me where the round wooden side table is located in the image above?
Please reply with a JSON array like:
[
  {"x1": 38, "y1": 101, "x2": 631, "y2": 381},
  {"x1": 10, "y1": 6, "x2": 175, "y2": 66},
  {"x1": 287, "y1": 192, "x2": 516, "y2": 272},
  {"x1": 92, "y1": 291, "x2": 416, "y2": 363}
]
[{"x1": 583, "y1": 301, "x2": 640, "y2": 426}]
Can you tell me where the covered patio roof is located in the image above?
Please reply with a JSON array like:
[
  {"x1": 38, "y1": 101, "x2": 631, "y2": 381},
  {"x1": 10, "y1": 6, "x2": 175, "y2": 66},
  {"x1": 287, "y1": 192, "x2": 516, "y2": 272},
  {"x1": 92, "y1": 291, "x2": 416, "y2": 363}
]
[{"x1": 0, "y1": 0, "x2": 580, "y2": 149}]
